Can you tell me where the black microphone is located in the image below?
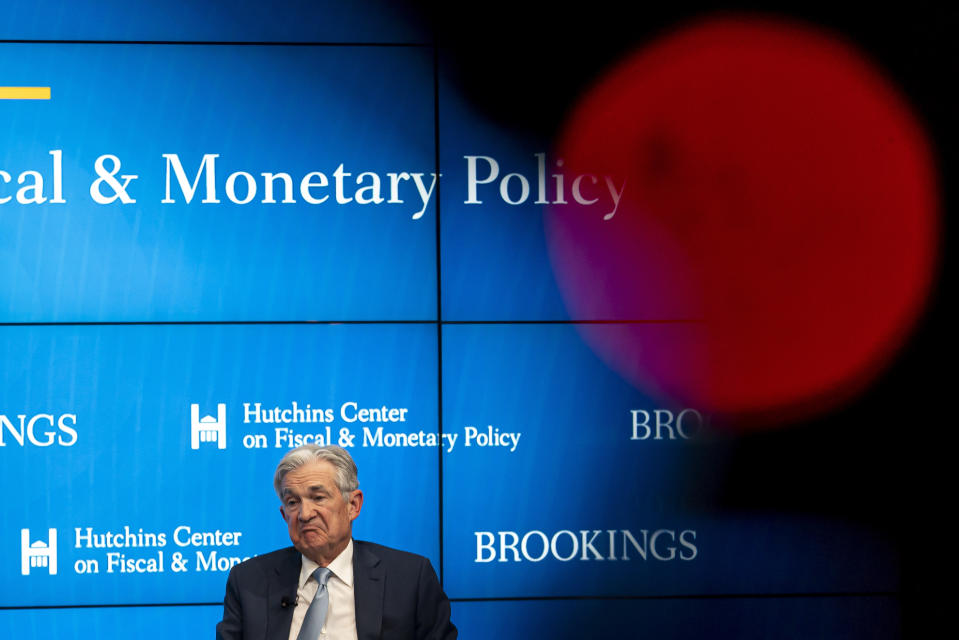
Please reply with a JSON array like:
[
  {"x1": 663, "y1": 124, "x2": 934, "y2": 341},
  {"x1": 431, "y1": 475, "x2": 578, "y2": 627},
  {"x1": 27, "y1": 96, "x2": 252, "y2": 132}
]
[{"x1": 280, "y1": 595, "x2": 295, "y2": 608}]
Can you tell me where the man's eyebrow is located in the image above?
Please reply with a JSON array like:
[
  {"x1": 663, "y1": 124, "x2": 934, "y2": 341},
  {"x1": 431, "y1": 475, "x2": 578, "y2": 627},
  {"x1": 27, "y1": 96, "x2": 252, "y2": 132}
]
[{"x1": 281, "y1": 484, "x2": 330, "y2": 497}]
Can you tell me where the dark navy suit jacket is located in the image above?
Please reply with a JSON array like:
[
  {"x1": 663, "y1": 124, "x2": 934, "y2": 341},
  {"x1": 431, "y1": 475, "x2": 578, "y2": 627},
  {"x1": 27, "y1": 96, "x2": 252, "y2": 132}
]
[{"x1": 215, "y1": 540, "x2": 456, "y2": 640}]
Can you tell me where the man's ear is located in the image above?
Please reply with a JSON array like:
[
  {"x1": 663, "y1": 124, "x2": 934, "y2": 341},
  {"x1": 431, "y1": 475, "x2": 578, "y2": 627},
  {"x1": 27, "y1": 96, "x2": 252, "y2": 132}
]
[
  {"x1": 348, "y1": 490, "x2": 363, "y2": 521},
  {"x1": 279, "y1": 505, "x2": 287, "y2": 521}
]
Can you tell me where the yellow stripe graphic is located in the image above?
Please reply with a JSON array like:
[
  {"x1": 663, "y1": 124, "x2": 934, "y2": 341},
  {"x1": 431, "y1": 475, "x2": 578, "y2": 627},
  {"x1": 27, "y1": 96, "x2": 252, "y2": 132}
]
[{"x1": 0, "y1": 87, "x2": 51, "y2": 100}]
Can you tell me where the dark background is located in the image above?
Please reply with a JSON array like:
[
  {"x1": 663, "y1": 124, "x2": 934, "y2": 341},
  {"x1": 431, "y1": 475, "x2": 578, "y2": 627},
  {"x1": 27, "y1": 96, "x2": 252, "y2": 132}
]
[{"x1": 423, "y1": 2, "x2": 952, "y2": 636}]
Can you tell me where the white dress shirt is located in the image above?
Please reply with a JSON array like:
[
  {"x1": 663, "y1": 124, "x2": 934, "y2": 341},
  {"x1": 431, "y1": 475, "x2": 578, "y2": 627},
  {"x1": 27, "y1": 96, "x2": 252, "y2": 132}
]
[{"x1": 288, "y1": 539, "x2": 358, "y2": 640}]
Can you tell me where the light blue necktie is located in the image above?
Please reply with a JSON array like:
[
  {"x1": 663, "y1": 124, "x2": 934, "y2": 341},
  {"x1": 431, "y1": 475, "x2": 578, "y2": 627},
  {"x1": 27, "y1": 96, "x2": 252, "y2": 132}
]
[{"x1": 297, "y1": 567, "x2": 333, "y2": 640}]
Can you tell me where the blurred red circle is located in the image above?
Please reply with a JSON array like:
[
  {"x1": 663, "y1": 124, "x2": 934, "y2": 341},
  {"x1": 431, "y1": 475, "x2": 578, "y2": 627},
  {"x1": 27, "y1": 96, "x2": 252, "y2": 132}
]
[{"x1": 546, "y1": 17, "x2": 939, "y2": 425}]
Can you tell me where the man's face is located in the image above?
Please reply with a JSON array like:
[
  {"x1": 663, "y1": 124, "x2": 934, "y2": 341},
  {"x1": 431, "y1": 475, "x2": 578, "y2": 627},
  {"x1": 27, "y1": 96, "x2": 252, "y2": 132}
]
[{"x1": 279, "y1": 460, "x2": 363, "y2": 564}]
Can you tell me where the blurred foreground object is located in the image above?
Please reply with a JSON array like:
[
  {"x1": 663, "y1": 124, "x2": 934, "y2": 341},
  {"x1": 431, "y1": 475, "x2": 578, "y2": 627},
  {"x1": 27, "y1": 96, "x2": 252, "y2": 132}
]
[{"x1": 547, "y1": 16, "x2": 939, "y2": 427}]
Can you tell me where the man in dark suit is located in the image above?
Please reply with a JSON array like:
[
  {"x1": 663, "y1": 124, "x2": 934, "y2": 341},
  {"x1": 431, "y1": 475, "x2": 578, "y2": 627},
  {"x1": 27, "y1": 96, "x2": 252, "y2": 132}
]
[{"x1": 215, "y1": 444, "x2": 456, "y2": 640}]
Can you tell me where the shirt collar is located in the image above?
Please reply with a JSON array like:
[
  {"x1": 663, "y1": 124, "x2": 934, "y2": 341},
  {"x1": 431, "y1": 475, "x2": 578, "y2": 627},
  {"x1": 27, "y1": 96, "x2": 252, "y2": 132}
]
[{"x1": 298, "y1": 539, "x2": 354, "y2": 589}]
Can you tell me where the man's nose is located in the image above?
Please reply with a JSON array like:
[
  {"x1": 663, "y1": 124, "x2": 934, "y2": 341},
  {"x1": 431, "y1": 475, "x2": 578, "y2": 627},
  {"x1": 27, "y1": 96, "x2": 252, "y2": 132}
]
[{"x1": 298, "y1": 499, "x2": 318, "y2": 521}]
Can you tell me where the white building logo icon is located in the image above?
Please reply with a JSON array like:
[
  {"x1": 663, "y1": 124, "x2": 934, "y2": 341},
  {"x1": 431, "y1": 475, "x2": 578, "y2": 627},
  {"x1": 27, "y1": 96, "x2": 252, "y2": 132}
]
[
  {"x1": 21, "y1": 528, "x2": 57, "y2": 575},
  {"x1": 191, "y1": 403, "x2": 227, "y2": 449}
]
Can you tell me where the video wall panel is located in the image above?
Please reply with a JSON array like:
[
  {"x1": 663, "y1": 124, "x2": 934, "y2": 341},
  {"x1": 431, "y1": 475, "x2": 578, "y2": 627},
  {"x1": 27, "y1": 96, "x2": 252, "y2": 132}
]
[
  {"x1": 450, "y1": 596, "x2": 901, "y2": 640},
  {"x1": 438, "y1": 85, "x2": 570, "y2": 321},
  {"x1": 0, "y1": 0, "x2": 425, "y2": 43},
  {"x1": 0, "y1": 604, "x2": 222, "y2": 637},
  {"x1": 1, "y1": 324, "x2": 439, "y2": 607},
  {"x1": 0, "y1": 42, "x2": 436, "y2": 322},
  {"x1": 440, "y1": 324, "x2": 898, "y2": 599}
]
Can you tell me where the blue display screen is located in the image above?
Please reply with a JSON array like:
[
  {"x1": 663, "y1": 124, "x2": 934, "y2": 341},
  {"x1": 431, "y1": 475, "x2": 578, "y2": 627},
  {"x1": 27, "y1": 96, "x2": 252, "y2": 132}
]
[{"x1": 1, "y1": 2, "x2": 943, "y2": 639}]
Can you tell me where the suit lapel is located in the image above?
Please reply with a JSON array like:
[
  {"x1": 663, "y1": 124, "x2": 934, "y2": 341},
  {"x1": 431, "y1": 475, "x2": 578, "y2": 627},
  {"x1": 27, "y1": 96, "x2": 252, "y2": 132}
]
[
  {"x1": 266, "y1": 547, "x2": 301, "y2": 640},
  {"x1": 353, "y1": 541, "x2": 385, "y2": 640}
]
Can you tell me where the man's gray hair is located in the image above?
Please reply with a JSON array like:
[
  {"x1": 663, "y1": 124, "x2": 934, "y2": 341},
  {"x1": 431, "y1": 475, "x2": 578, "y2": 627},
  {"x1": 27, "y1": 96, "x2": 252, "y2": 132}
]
[{"x1": 273, "y1": 444, "x2": 359, "y2": 500}]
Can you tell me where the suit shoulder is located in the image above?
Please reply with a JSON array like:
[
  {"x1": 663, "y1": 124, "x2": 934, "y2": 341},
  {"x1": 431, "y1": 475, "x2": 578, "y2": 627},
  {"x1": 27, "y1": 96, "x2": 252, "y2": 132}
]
[
  {"x1": 354, "y1": 539, "x2": 433, "y2": 571},
  {"x1": 228, "y1": 546, "x2": 298, "y2": 580}
]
